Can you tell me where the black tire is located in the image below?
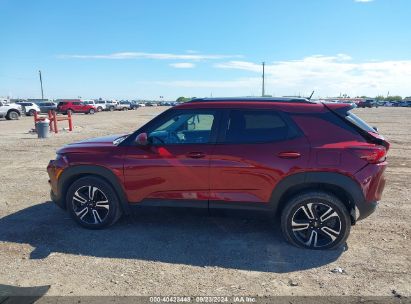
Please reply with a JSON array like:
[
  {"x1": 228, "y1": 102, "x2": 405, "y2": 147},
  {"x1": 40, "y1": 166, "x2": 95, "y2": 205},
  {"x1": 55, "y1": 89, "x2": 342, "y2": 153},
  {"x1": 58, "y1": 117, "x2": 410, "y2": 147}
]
[
  {"x1": 6, "y1": 110, "x2": 20, "y2": 120},
  {"x1": 281, "y1": 191, "x2": 351, "y2": 250},
  {"x1": 66, "y1": 176, "x2": 122, "y2": 229},
  {"x1": 66, "y1": 109, "x2": 73, "y2": 115},
  {"x1": 109, "y1": 106, "x2": 114, "y2": 112},
  {"x1": 97, "y1": 107, "x2": 103, "y2": 112},
  {"x1": 88, "y1": 108, "x2": 95, "y2": 114},
  {"x1": 28, "y1": 109, "x2": 36, "y2": 116}
]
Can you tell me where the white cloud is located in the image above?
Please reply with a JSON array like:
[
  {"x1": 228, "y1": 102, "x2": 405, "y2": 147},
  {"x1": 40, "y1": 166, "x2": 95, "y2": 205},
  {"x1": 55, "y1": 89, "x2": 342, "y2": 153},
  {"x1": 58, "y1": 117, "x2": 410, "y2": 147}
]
[
  {"x1": 212, "y1": 54, "x2": 411, "y2": 97},
  {"x1": 169, "y1": 62, "x2": 196, "y2": 69},
  {"x1": 138, "y1": 54, "x2": 411, "y2": 97},
  {"x1": 60, "y1": 51, "x2": 242, "y2": 61}
]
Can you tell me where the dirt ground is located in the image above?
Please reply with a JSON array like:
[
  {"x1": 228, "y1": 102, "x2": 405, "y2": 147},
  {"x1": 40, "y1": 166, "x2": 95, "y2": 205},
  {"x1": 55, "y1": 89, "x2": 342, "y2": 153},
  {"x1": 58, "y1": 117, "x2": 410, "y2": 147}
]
[{"x1": 0, "y1": 107, "x2": 409, "y2": 298}]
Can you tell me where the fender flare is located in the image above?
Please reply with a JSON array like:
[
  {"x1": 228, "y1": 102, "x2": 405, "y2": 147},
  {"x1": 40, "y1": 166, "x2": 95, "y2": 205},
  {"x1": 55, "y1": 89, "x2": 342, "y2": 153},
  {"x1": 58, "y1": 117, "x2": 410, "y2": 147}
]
[
  {"x1": 57, "y1": 165, "x2": 130, "y2": 214},
  {"x1": 270, "y1": 171, "x2": 365, "y2": 216}
]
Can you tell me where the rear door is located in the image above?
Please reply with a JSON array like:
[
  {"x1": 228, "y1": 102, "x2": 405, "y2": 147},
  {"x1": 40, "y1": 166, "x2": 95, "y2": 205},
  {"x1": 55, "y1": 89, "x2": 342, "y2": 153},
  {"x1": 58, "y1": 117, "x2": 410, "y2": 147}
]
[
  {"x1": 72, "y1": 102, "x2": 82, "y2": 112},
  {"x1": 209, "y1": 108, "x2": 310, "y2": 207}
]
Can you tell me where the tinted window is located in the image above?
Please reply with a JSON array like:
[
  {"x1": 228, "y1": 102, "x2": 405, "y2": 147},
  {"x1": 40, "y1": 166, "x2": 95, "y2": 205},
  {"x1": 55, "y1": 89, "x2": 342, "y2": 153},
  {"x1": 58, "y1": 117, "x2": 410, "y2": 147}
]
[
  {"x1": 345, "y1": 112, "x2": 376, "y2": 133},
  {"x1": 148, "y1": 111, "x2": 216, "y2": 145},
  {"x1": 73, "y1": 102, "x2": 81, "y2": 105},
  {"x1": 224, "y1": 110, "x2": 292, "y2": 143}
]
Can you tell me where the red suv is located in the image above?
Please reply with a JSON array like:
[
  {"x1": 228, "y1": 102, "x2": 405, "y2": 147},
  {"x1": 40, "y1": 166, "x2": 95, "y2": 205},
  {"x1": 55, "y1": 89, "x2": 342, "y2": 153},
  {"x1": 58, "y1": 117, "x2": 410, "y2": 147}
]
[
  {"x1": 57, "y1": 100, "x2": 97, "y2": 114},
  {"x1": 47, "y1": 97, "x2": 389, "y2": 249}
]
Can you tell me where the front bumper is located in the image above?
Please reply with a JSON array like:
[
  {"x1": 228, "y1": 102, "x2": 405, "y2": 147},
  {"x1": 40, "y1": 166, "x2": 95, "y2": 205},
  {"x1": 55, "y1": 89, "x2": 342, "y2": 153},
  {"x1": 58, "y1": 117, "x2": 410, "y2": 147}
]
[{"x1": 47, "y1": 157, "x2": 68, "y2": 209}]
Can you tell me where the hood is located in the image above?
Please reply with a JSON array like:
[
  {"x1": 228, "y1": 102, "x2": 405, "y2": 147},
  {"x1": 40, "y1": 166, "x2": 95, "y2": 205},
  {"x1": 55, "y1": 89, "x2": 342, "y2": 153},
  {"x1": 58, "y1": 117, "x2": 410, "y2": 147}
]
[{"x1": 57, "y1": 134, "x2": 128, "y2": 153}]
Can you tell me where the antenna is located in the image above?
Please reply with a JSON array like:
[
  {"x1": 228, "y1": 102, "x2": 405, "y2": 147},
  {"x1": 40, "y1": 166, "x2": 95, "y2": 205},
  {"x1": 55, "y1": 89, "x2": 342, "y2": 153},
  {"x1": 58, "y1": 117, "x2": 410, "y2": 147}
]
[
  {"x1": 262, "y1": 62, "x2": 265, "y2": 97},
  {"x1": 308, "y1": 90, "x2": 315, "y2": 100}
]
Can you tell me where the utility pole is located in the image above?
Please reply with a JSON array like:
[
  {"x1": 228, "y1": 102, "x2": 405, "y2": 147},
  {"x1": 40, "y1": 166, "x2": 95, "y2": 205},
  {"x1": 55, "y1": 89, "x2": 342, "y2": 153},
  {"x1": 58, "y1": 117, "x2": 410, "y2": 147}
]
[
  {"x1": 262, "y1": 62, "x2": 265, "y2": 97},
  {"x1": 39, "y1": 70, "x2": 44, "y2": 100}
]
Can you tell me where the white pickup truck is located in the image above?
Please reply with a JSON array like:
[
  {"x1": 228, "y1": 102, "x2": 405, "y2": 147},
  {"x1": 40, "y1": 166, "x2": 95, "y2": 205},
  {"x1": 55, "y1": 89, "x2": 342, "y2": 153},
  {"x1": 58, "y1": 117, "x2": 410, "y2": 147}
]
[{"x1": 0, "y1": 100, "x2": 22, "y2": 120}]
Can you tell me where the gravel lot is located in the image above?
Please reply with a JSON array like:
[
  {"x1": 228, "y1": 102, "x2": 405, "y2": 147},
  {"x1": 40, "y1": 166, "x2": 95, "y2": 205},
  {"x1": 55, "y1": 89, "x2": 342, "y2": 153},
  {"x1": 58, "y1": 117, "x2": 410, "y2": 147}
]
[{"x1": 0, "y1": 107, "x2": 409, "y2": 298}]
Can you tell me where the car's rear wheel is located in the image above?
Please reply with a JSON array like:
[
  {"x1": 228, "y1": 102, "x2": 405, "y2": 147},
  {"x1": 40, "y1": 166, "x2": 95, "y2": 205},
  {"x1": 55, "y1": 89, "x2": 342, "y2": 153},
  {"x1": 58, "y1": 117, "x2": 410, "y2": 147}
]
[
  {"x1": 109, "y1": 106, "x2": 114, "y2": 112},
  {"x1": 281, "y1": 191, "x2": 350, "y2": 250},
  {"x1": 97, "y1": 107, "x2": 103, "y2": 112},
  {"x1": 28, "y1": 109, "x2": 37, "y2": 116},
  {"x1": 66, "y1": 176, "x2": 122, "y2": 229},
  {"x1": 88, "y1": 108, "x2": 95, "y2": 114},
  {"x1": 66, "y1": 109, "x2": 73, "y2": 115}
]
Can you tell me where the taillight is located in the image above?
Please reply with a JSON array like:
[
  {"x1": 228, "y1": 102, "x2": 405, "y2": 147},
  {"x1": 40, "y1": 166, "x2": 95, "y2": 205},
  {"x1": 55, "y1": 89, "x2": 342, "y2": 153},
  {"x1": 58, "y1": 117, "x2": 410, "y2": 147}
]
[{"x1": 349, "y1": 145, "x2": 387, "y2": 164}]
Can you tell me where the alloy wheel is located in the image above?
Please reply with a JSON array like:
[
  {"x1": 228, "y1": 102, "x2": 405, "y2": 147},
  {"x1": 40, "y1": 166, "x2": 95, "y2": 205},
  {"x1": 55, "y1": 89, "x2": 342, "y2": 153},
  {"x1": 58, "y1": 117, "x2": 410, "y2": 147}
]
[
  {"x1": 291, "y1": 202, "x2": 342, "y2": 248},
  {"x1": 71, "y1": 185, "x2": 110, "y2": 225}
]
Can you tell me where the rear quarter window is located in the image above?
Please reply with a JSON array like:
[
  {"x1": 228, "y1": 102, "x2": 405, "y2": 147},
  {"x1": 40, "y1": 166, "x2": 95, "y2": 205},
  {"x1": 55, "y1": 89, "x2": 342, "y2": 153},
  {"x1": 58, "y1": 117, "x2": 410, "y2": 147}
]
[{"x1": 291, "y1": 112, "x2": 363, "y2": 144}]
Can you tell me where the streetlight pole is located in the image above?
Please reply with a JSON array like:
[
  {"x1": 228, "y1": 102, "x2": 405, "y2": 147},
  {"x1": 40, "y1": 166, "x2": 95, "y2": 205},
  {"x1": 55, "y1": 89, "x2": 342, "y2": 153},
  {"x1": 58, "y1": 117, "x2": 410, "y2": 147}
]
[
  {"x1": 262, "y1": 62, "x2": 265, "y2": 97},
  {"x1": 39, "y1": 70, "x2": 44, "y2": 100}
]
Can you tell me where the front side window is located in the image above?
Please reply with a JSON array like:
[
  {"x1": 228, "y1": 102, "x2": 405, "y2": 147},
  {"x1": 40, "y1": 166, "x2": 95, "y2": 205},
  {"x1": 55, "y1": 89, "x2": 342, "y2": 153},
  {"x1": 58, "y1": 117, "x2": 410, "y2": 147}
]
[
  {"x1": 224, "y1": 110, "x2": 293, "y2": 143},
  {"x1": 147, "y1": 111, "x2": 216, "y2": 145}
]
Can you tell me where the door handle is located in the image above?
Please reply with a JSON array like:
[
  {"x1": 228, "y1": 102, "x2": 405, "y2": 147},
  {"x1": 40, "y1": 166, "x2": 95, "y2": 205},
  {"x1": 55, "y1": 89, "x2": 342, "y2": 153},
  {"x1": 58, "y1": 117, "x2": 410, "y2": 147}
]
[
  {"x1": 187, "y1": 152, "x2": 206, "y2": 159},
  {"x1": 278, "y1": 151, "x2": 301, "y2": 159}
]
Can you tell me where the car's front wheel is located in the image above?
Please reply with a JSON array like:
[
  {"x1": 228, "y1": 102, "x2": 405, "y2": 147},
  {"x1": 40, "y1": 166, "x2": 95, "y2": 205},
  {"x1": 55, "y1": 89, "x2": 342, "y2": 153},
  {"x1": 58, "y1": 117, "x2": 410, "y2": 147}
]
[
  {"x1": 281, "y1": 191, "x2": 351, "y2": 250},
  {"x1": 6, "y1": 110, "x2": 20, "y2": 120},
  {"x1": 66, "y1": 176, "x2": 122, "y2": 229}
]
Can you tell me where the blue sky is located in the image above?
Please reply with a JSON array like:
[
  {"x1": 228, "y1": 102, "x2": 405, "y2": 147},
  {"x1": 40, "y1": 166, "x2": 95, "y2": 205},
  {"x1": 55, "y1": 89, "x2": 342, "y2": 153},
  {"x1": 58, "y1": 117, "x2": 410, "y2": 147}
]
[{"x1": 0, "y1": 0, "x2": 410, "y2": 100}]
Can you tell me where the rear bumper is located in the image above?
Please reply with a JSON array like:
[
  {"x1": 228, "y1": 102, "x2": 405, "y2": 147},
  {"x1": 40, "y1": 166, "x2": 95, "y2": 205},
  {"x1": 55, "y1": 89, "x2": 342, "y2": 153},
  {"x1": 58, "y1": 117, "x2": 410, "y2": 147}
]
[
  {"x1": 354, "y1": 161, "x2": 387, "y2": 221},
  {"x1": 355, "y1": 200, "x2": 378, "y2": 221}
]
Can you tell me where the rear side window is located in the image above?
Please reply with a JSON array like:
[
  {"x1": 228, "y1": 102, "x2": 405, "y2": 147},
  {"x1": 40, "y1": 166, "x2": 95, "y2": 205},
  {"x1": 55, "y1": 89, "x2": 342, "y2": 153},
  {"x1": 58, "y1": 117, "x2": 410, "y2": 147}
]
[
  {"x1": 223, "y1": 110, "x2": 296, "y2": 143},
  {"x1": 345, "y1": 112, "x2": 376, "y2": 133},
  {"x1": 291, "y1": 111, "x2": 363, "y2": 143}
]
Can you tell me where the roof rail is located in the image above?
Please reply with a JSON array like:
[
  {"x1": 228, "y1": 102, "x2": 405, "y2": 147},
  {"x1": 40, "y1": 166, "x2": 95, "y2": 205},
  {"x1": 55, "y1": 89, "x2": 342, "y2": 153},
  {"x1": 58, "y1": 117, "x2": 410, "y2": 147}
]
[{"x1": 189, "y1": 97, "x2": 314, "y2": 104}]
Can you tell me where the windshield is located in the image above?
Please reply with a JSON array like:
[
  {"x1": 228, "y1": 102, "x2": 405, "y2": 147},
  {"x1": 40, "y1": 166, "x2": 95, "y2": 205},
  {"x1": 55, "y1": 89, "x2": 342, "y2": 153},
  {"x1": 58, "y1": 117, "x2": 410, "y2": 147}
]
[{"x1": 345, "y1": 112, "x2": 376, "y2": 133}]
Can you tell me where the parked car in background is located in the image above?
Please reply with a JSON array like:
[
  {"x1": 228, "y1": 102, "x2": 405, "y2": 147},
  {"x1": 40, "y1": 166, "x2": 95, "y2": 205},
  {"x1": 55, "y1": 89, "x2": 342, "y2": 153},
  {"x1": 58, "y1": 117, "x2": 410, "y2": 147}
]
[
  {"x1": 357, "y1": 99, "x2": 378, "y2": 108},
  {"x1": 399, "y1": 100, "x2": 411, "y2": 107},
  {"x1": 130, "y1": 101, "x2": 140, "y2": 110},
  {"x1": 81, "y1": 100, "x2": 103, "y2": 112},
  {"x1": 0, "y1": 101, "x2": 22, "y2": 120},
  {"x1": 57, "y1": 100, "x2": 97, "y2": 115},
  {"x1": 94, "y1": 100, "x2": 107, "y2": 112},
  {"x1": 47, "y1": 97, "x2": 389, "y2": 250},
  {"x1": 116, "y1": 101, "x2": 132, "y2": 111},
  {"x1": 15, "y1": 102, "x2": 40, "y2": 116},
  {"x1": 35, "y1": 102, "x2": 57, "y2": 113},
  {"x1": 105, "y1": 100, "x2": 118, "y2": 111}
]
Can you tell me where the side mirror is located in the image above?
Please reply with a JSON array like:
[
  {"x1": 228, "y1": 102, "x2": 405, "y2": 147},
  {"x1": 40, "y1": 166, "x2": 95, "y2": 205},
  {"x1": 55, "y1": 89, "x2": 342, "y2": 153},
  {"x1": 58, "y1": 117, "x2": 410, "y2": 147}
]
[{"x1": 135, "y1": 132, "x2": 149, "y2": 145}]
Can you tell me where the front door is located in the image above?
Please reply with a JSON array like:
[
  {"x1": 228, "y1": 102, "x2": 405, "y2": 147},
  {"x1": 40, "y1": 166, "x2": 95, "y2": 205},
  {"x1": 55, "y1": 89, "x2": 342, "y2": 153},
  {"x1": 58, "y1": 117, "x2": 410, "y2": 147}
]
[{"x1": 124, "y1": 109, "x2": 220, "y2": 206}]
